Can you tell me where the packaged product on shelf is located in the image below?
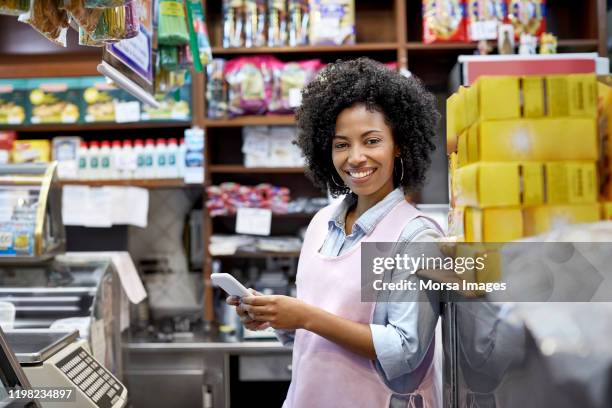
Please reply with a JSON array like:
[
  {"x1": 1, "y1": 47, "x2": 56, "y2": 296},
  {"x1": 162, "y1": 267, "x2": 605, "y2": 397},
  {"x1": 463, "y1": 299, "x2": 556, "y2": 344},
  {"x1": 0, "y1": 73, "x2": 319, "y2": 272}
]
[
  {"x1": 166, "y1": 138, "x2": 180, "y2": 178},
  {"x1": 185, "y1": 0, "x2": 213, "y2": 71},
  {"x1": 267, "y1": 0, "x2": 287, "y2": 47},
  {"x1": 61, "y1": 0, "x2": 102, "y2": 34},
  {"x1": 242, "y1": 126, "x2": 270, "y2": 167},
  {"x1": 463, "y1": 207, "x2": 523, "y2": 243},
  {"x1": 523, "y1": 204, "x2": 599, "y2": 237},
  {"x1": 155, "y1": 138, "x2": 168, "y2": 178},
  {"x1": 81, "y1": 77, "x2": 125, "y2": 123},
  {"x1": 269, "y1": 60, "x2": 321, "y2": 113},
  {"x1": 0, "y1": 0, "x2": 30, "y2": 15},
  {"x1": 508, "y1": 0, "x2": 546, "y2": 38},
  {"x1": 225, "y1": 56, "x2": 275, "y2": 116},
  {"x1": 141, "y1": 84, "x2": 191, "y2": 121},
  {"x1": 78, "y1": 26, "x2": 105, "y2": 47},
  {"x1": 12, "y1": 140, "x2": 51, "y2": 163},
  {"x1": 0, "y1": 80, "x2": 27, "y2": 125},
  {"x1": 87, "y1": 141, "x2": 100, "y2": 179},
  {"x1": 90, "y1": 0, "x2": 140, "y2": 41},
  {"x1": 269, "y1": 126, "x2": 304, "y2": 166},
  {"x1": 422, "y1": 0, "x2": 467, "y2": 44},
  {"x1": 223, "y1": 0, "x2": 245, "y2": 48},
  {"x1": 288, "y1": 0, "x2": 308, "y2": 46},
  {"x1": 158, "y1": 0, "x2": 190, "y2": 45},
  {"x1": 132, "y1": 139, "x2": 146, "y2": 178},
  {"x1": 602, "y1": 202, "x2": 612, "y2": 220},
  {"x1": 143, "y1": 139, "x2": 156, "y2": 178},
  {"x1": 18, "y1": 0, "x2": 69, "y2": 46},
  {"x1": 309, "y1": 0, "x2": 355, "y2": 45},
  {"x1": 77, "y1": 141, "x2": 89, "y2": 179},
  {"x1": 466, "y1": 0, "x2": 506, "y2": 41},
  {"x1": 160, "y1": 46, "x2": 179, "y2": 71},
  {"x1": 120, "y1": 139, "x2": 137, "y2": 179},
  {"x1": 27, "y1": 78, "x2": 80, "y2": 124},
  {"x1": 110, "y1": 140, "x2": 122, "y2": 179},
  {"x1": 0, "y1": 132, "x2": 15, "y2": 164},
  {"x1": 84, "y1": 0, "x2": 127, "y2": 8},
  {"x1": 206, "y1": 59, "x2": 228, "y2": 118},
  {"x1": 244, "y1": 0, "x2": 267, "y2": 48},
  {"x1": 184, "y1": 127, "x2": 204, "y2": 184},
  {"x1": 205, "y1": 182, "x2": 291, "y2": 216},
  {"x1": 52, "y1": 136, "x2": 81, "y2": 179}
]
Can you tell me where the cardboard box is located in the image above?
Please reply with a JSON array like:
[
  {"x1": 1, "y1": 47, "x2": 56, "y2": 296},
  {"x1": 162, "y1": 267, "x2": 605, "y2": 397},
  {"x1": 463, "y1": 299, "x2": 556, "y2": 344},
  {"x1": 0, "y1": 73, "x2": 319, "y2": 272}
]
[
  {"x1": 468, "y1": 118, "x2": 598, "y2": 163},
  {"x1": 476, "y1": 76, "x2": 521, "y2": 121},
  {"x1": 12, "y1": 140, "x2": 51, "y2": 163},
  {"x1": 523, "y1": 204, "x2": 600, "y2": 236},
  {"x1": 454, "y1": 163, "x2": 521, "y2": 207},
  {"x1": 464, "y1": 207, "x2": 523, "y2": 242},
  {"x1": 522, "y1": 162, "x2": 545, "y2": 206},
  {"x1": 0, "y1": 79, "x2": 27, "y2": 125},
  {"x1": 544, "y1": 162, "x2": 598, "y2": 205},
  {"x1": 601, "y1": 202, "x2": 612, "y2": 220},
  {"x1": 522, "y1": 76, "x2": 545, "y2": 118},
  {"x1": 446, "y1": 92, "x2": 464, "y2": 152},
  {"x1": 27, "y1": 78, "x2": 80, "y2": 124}
]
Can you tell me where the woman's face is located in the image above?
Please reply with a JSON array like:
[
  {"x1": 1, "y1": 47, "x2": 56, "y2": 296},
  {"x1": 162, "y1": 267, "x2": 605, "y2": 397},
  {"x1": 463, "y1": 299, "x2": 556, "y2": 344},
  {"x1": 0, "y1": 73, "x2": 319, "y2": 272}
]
[{"x1": 332, "y1": 104, "x2": 399, "y2": 200}]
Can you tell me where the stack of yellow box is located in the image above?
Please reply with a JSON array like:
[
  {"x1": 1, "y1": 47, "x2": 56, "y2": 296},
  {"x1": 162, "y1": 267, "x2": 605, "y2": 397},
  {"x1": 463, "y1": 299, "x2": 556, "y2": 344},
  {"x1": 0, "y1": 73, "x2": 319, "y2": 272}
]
[
  {"x1": 447, "y1": 74, "x2": 601, "y2": 242},
  {"x1": 598, "y1": 76, "x2": 612, "y2": 220}
]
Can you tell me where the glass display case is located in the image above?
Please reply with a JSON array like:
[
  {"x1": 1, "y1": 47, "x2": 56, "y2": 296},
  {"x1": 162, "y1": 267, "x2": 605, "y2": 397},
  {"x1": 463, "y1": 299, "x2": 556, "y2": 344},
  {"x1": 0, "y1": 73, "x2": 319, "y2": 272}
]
[{"x1": 0, "y1": 163, "x2": 64, "y2": 261}]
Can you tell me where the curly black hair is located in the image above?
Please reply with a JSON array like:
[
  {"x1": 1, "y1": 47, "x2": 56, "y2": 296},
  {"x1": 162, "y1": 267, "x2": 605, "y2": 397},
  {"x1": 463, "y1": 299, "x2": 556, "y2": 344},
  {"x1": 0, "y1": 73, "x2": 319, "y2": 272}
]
[{"x1": 295, "y1": 57, "x2": 440, "y2": 197}]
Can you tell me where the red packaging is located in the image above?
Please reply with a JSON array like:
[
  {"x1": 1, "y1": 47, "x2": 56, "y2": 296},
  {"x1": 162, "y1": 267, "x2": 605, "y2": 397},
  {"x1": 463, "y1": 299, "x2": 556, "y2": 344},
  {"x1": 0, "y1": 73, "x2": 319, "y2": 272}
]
[
  {"x1": 224, "y1": 56, "x2": 278, "y2": 116},
  {"x1": 508, "y1": 0, "x2": 546, "y2": 38},
  {"x1": 466, "y1": 0, "x2": 507, "y2": 41},
  {"x1": 269, "y1": 59, "x2": 321, "y2": 113},
  {"x1": 422, "y1": 0, "x2": 468, "y2": 44}
]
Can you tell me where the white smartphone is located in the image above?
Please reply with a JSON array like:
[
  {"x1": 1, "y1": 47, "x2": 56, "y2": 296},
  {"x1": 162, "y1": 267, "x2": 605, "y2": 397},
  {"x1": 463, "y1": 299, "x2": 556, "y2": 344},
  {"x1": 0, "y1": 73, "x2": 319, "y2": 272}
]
[{"x1": 211, "y1": 273, "x2": 252, "y2": 298}]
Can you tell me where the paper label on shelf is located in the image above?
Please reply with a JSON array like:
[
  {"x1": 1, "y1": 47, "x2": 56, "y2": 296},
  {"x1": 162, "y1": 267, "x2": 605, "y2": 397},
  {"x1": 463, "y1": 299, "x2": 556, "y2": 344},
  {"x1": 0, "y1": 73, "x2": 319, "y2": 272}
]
[
  {"x1": 235, "y1": 208, "x2": 272, "y2": 236},
  {"x1": 114, "y1": 101, "x2": 141, "y2": 123},
  {"x1": 470, "y1": 21, "x2": 499, "y2": 41}
]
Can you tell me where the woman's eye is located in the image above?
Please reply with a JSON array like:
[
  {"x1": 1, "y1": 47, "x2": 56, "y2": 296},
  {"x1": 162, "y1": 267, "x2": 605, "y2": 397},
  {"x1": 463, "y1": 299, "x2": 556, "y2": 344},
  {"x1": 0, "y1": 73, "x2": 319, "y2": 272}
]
[
  {"x1": 366, "y1": 138, "x2": 381, "y2": 145},
  {"x1": 334, "y1": 143, "x2": 348, "y2": 149}
]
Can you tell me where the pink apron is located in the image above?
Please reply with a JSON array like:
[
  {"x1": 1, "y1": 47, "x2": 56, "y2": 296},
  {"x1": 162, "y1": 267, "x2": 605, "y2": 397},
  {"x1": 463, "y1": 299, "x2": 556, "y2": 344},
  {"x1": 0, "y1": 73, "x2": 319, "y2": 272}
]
[{"x1": 283, "y1": 200, "x2": 443, "y2": 408}]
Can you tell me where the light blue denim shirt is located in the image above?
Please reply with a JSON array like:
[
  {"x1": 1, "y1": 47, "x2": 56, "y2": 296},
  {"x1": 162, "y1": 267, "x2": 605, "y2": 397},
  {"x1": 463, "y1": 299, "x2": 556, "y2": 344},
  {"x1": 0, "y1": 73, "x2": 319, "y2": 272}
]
[{"x1": 277, "y1": 188, "x2": 442, "y2": 405}]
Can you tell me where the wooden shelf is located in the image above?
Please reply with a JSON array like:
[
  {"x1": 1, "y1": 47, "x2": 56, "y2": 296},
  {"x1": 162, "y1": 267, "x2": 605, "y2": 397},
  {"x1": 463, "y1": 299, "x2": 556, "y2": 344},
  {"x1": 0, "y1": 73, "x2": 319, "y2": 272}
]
[
  {"x1": 2, "y1": 122, "x2": 191, "y2": 132},
  {"x1": 204, "y1": 115, "x2": 295, "y2": 127},
  {"x1": 211, "y1": 42, "x2": 399, "y2": 55},
  {"x1": 405, "y1": 39, "x2": 599, "y2": 52},
  {"x1": 212, "y1": 212, "x2": 313, "y2": 219},
  {"x1": 209, "y1": 165, "x2": 304, "y2": 174},
  {"x1": 58, "y1": 178, "x2": 194, "y2": 188},
  {"x1": 213, "y1": 250, "x2": 301, "y2": 259}
]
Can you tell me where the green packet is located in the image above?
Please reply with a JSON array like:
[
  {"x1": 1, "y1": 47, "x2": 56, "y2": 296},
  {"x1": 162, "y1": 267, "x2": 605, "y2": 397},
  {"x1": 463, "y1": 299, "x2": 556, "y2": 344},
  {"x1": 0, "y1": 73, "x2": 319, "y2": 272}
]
[{"x1": 185, "y1": 0, "x2": 212, "y2": 72}]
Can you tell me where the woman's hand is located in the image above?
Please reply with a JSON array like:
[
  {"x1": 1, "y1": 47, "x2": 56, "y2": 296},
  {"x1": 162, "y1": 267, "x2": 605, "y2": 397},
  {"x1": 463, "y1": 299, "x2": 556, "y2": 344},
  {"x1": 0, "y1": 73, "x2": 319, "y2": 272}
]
[
  {"x1": 226, "y1": 289, "x2": 270, "y2": 331},
  {"x1": 240, "y1": 295, "x2": 311, "y2": 331}
]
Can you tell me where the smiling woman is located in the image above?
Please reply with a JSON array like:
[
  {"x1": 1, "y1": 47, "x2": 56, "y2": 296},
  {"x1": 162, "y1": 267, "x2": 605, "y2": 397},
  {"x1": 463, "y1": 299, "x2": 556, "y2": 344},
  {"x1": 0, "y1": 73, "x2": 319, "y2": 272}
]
[{"x1": 228, "y1": 58, "x2": 445, "y2": 408}]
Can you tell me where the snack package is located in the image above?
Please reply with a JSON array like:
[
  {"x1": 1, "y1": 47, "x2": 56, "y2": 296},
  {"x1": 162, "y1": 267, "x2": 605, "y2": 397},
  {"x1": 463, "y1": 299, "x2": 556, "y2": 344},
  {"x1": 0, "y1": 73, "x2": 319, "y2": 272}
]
[
  {"x1": 223, "y1": 0, "x2": 245, "y2": 48},
  {"x1": 206, "y1": 59, "x2": 228, "y2": 119},
  {"x1": 185, "y1": 0, "x2": 212, "y2": 72},
  {"x1": 466, "y1": 0, "x2": 506, "y2": 41},
  {"x1": 141, "y1": 85, "x2": 191, "y2": 121},
  {"x1": 158, "y1": 0, "x2": 190, "y2": 45},
  {"x1": 81, "y1": 76, "x2": 134, "y2": 123},
  {"x1": 267, "y1": 0, "x2": 287, "y2": 47},
  {"x1": 18, "y1": 0, "x2": 69, "y2": 47},
  {"x1": 0, "y1": 0, "x2": 30, "y2": 16},
  {"x1": 244, "y1": 0, "x2": 266, "y2": 47},
  {"x1": 269, "y1": 59, "x2": 320, "y2": 113},
  {"x1": 309, "y1": 0, "x2": 355, "y2": 45},
  {"x1": 508, "y1": 0, "x2": 546, "y2": 38},
  {"x1": 27, "y1": 78, "x2": 80, "y2": 124},
  {"x1": 90, "y1": 0, "x2": 140, "y2": 42},
  {"x1": 84, "y1": 0, "x2": 127, "y2": 8},
  {"x1": 61, "y1": 0, "x2": 102, "y2": 33},
  {"x1": 422, "y1": 0, "x2": 467, "y2": 44},
  {"x1": 0, "y1": 131, "x2": 16, "y2": 164},
  {"x1": 12, "y1": 140, "x2": 51, "y2": 163},
  {"x1": 79, "y1": 26, "x2": 106, "y2": 46},
  {"x1": 0, "y1": 80, "x2": 27, "y2": 125},
  {"x1": 160, "y1": 46, "x2": 179, "y2": 71},
  {"x1": 288, "y1": 0, "x2": 308, "y2": 46},
  {"x1": 225, "y1": 56, "x2": 276, "y2": 116}
]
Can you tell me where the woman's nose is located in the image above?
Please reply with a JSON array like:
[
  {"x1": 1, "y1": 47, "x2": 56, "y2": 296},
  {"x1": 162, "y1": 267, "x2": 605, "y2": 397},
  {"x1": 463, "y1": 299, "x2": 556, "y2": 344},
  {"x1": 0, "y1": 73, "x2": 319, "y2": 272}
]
[{"x1": 348, "y1": 146, "x2": 366, "y2": 165}]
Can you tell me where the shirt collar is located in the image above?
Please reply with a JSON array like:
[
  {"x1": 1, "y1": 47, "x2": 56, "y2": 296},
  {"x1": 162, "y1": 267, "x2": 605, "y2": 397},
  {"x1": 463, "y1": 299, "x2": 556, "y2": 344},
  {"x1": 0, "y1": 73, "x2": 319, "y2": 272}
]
[{"x1": 328, "y1": 188, "x2": 405, "y2": 235}]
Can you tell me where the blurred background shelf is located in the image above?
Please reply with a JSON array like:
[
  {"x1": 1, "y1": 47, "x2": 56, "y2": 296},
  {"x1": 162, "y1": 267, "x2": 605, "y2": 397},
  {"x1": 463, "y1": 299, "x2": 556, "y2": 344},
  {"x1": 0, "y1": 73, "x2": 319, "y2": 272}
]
[
  {"x1": 209, "y1": 165, "x2": 304, "y2": 174},
  {"x1": 211, "y1": 43, "x2": 399, "y2": 55},
  {"x1": 204, "y1": 115, "x2": 295, "y2": 127},
  {"x1": 1, "y1": 122, "x2": 191, "y2": 132},
  {"x1": 58, "y1": 179, "x2": 194, "y2": 188}
]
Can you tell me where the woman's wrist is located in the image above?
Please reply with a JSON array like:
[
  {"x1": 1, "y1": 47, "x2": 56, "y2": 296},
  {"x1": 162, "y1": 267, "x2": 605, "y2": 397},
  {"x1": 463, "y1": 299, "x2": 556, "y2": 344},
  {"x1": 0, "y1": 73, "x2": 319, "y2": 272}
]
[{"x1": 300, "y1": 302, "x2": 318, "y2": 331}]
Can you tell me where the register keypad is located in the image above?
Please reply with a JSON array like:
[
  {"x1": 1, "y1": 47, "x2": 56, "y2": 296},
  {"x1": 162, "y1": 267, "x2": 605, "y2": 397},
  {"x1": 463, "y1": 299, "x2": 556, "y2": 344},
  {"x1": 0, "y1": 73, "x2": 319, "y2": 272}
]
[{"x1": 57, "y1": 347, "x2": 124, "y2": 408}]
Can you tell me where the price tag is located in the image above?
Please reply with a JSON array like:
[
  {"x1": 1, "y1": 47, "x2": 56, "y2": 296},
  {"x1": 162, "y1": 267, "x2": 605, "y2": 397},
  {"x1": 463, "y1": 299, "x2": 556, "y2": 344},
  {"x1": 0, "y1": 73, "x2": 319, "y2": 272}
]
[
  {"x1": 114, "y1": 101, "x2": 141, "y2": 123},
  {"x1": 235, "y1": 208, "x2": 272, "y2": 236}
]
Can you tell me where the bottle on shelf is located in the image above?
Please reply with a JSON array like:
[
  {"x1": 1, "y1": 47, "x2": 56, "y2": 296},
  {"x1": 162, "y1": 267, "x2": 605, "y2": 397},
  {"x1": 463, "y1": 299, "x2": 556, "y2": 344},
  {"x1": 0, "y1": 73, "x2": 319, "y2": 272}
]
[
  {"x1": 167, "y1": 138, "x2": 179, "y2": 179},
  {"x1": 155, "y1": 138, "x2": 167, "y2": 179},
  {"x1": 99, "y1": 141, "x2": 112, "y2": 179},
  {"x1": 88, "y1": 141, "x2": 100, "y2": 180},
  {"x1": 77, "y1": 141, "x2": 89, "y2": 180},
  {"x1": 133, "y1": 139, "x2": 145, "y2": 179},
  {"x1": 144, "y1": 138, "x2": 156, "y2": 179},
  {"x1": 111, "y1": 140, "x2": 122, "y2": 180},
  {"x1": 122, "y1": 139, "x2": 136, "y2": 180},
  {"x1": 178, "y1": 137, "x2": 186, "y2": 178}
]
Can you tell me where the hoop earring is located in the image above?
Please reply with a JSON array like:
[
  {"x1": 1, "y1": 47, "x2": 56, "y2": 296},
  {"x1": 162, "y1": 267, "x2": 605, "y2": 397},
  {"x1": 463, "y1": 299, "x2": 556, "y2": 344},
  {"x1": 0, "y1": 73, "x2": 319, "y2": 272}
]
[
  {"x1": 396, "y1": 157, "x2": 404, "y2": 184},
  {"x1": 331, "y1": 173, "x2": 345, "y2": 188}
]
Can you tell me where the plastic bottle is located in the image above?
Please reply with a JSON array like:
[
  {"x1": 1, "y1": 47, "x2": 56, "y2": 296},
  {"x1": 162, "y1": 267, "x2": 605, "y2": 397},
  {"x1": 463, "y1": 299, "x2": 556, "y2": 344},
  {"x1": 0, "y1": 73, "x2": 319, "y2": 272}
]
[
  {"x1": 99, "y1": 141, "x2": 112, "y2": 179},
  {"x1": 77, "y1": 141, "x2": 89, "y2": 180},
  {"x1": 88, "y1": 141, "x2": 100, "y2": 180},
  {"x1": 133, "y1": 139, "x2": 145, "y2": 179},
  {"x1": 178, "y1": 137, "x2": 186, "y2": 178},
  {"x1": 122, "y1": 140, "x2": 135, "y2": 179},
  {"x1": 166, "y1": 138, "x2": 179, "y2": 179},
  {"x1": 155, "y1": 138, "x2": 167, "y2": 179},
  {"x1": 144, "y1": 138, "x2": 156, "y2": 179},
  {"x1": 111, "y1": 140, "x2": 122, "y2": 179}
]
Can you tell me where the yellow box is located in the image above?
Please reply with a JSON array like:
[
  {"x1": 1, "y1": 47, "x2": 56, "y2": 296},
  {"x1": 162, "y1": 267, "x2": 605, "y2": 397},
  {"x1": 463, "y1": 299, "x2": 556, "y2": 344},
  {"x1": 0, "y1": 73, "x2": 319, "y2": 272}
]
[
  {"x1": 601, "y1": 202, "x2": 612, "y2": 220},
  {"x1": 446, "y1": 92, "x2": 464, "y2": 153},
  {"x1": 12, "y1": 140, "x2": 51, "y2": 163},
  {"x1": 546, "y1": 75, "x2": 570, "y2": 117},
  {"x1": 544, "y1": 162, "x2": 598, "y2": 204},
  {"x1": 454, "y1": 163, "x2": 521, "y2": 207},
  {"x1": 476, "y1": 76, "x2": 521, "y2": 121},
  {"x1": 457, "y1": 130, "x2": 469, "y2": 167},
  {"x1": 523, "y1": 204, "x2": 600, "y2": 236},
  {"x1": 522, "y1": 162, "x2": 545, "y2": 206},
  {"x1": 470, "y1": 118, "x2": 598, "y2": 162},
  {"x1": 465, "y1": 84, "x2": 478, "y2": 127},
  {"x1": 522, "y1": 76, "x2": 545, "y2": 118},
  {"x1": 568, "y1": 74, "x2": 597, "y2": 117},
  {"x1": 464, "y1": 207, "x2": 523, "y2": 242}
]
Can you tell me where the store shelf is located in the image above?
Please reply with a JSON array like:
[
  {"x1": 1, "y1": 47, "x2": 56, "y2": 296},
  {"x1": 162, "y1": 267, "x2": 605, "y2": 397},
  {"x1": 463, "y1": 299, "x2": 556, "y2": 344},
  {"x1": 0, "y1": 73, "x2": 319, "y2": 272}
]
[
  {"x1": 212, "y1": 212, "x2": 313, "y2": 219},
  {"x1": 2, "y1": 121, "x2": 192, "y2": 132},
  {"x1": 213, "y1": 250, "x2": 301, "y2": 259},
  {"x1": 203, "y1": 115, "x2": 295, "y2": 127},
  {"x1": 58, "y1": 178, "x2": 194, "y2": 188},
  {"x1": 211, "y1": 42, "x2": 399, "y2": 55},
  {"x1": 209, "y1": 165, "x2": 304, "y2": 174},
  {"x1": 405, "y1": 39, "x2": 599, "y2": 52}
]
